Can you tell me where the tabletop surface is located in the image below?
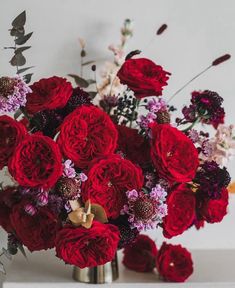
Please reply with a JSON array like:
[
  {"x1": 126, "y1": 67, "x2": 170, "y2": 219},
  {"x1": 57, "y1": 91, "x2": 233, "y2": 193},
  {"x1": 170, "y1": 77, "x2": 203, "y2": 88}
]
[{"x1": 1, "y1": 249, "x2": 235, "y2": 288}]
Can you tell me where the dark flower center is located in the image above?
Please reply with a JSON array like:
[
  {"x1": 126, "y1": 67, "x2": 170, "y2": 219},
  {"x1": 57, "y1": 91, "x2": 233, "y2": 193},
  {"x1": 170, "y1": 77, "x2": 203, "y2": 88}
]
[
  {"x1": 0, "y1": 77, "x2": 16, "y2": 98},
  {"x1": 133, "y1": 198, "x2": 155, "y2": 220}
]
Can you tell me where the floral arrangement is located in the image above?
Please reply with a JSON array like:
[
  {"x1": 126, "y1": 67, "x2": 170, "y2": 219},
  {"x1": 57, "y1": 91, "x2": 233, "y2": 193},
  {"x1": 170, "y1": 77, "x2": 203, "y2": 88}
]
[{"x1": 0, "y1": 12, "x2": 235, "y2": 282}]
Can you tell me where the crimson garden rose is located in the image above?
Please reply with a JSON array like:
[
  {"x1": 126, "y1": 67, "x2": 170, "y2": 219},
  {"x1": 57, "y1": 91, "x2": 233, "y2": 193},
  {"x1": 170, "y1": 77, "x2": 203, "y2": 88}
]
[
  {"x1": 0, "y1": 186, "x2": 19, "y2": 233},
  {"x1": 163, "y1": 184, "x2": 196, "y2": 238},
  {"x1": 197, "y1": 187, "x2": 228, "y2": 223},
  {"x1": 8, "y1": 133, "x2": 62, "y2": 189},
  {"x1": 10, "y1": 200, "x2": 60, "y2": 251},
  {"x1": 117, "y1": 58, "x2": 170, "y2": 99},
  {"x1": 123, "y1": 235, "x2": 157, "y2": 272},
  {"x1": 116, "y1": 125, "x2": 151, "y2": 168},
  {"x1": 57, "y1": 105, "x2": 118, "y2": 169},
  {"x1": 156, "y1": 242, "x2": 193, "y2": 282},
  {"x1": 55, "y1": 221, "x2": 120, "y2": 268},
  {"x1": 0, "y1": 115, "x2": 27, "y2": 169},
  {"x1": 82, "y1": 155, "x2": 144, "y2": 219},
  {"x1": 26, "y1": 76, "x2": 73, "y2": 114},
  {"x1": 150, "y1": 123, "x2": 199, "y2": 183}
]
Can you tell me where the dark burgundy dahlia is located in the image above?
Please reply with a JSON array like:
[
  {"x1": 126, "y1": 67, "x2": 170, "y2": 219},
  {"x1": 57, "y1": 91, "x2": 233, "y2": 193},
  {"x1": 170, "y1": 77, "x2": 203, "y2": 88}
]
[
  {"x1": 194, "y1": 161, "x2": 231, "y2": 199},
  {"x1": 183, "y1": 90, "x2": 225, "y2": 128}
]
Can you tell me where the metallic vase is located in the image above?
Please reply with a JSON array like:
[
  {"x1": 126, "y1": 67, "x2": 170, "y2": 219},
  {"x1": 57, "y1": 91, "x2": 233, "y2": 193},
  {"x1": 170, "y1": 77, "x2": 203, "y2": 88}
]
[{"x1": 73, "y1": 253, "x2": 119, "y2": 284}]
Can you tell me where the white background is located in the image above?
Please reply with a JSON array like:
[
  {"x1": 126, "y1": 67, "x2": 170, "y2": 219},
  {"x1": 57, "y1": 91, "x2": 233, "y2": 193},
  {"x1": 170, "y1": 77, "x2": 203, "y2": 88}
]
[{"x1": 0, "y1": 0, "x2": 235, "y2": 250}]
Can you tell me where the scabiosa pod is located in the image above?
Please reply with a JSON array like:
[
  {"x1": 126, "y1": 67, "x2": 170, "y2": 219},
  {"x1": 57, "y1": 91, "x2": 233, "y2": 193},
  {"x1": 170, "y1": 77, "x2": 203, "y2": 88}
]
[
  {"x1": 121, "y1": 185, "x2": 167, "y2": 231},
  {"x1": 0, "y1": 75, "x2": 31, "y2": 113}
]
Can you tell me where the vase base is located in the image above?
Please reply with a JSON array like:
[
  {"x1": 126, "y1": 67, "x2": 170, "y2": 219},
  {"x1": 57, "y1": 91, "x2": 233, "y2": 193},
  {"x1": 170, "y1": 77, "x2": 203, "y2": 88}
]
[{"x1": 73, "y1": 254, "x2": 119, "y2": 284}]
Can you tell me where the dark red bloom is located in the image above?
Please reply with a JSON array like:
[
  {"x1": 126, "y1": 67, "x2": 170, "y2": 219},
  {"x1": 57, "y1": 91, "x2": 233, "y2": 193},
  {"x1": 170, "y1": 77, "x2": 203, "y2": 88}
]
[
  {"x1": 81, "y1": 154, "x2": 144, "y2": 219},
  {"x1": 183, "y1": 90, "x2": 225, "y2": 129},
  {"x1": 26, "y1": 76, "x2": 73, "y2": 114},
  {"x1": 63, "y1": 87, "x2": 91, "y2": 115},
  {"x1": 194, "y1": 161, "x2": 231, "y2": 199},
  {"x1": 197, "y1": 187, "x2": 228, "y2": 223},
  {"x1": 57, "y1": 106, "x2": 118, "y2": 169},
  {"x1": 123, "y1": 235, "x2": 157, "y2": 272},
  {"x1": 55, "y1": 221, "x2": 120, "y2": 268},
  {"x1": 8, "y1": 133, "x2": 62, "y2": 189},
  {"x1": 0, "y1": 186, "x2": 19, "y2": 233},
  {"x1": 117, "y1": 58, "x2": 170, "y2": 99},
  {"x1": 150, "y1": 123, "x2": 199, "y2": 183},
  {"x1": 156, "y1": 242, "x2": 193, "y2": 282},
  {"x1": 0, "y1": 115, "x2": 27, "y2": 169},
  {"x1": 10, "y1": 200, "x2": 60, "y2": 251},
  {"x1": 116, "y1": 125, "x2": 151, "y2": 168},
  {"x1": 163, "y1": 184, "x2": 196, "y2": 238}
]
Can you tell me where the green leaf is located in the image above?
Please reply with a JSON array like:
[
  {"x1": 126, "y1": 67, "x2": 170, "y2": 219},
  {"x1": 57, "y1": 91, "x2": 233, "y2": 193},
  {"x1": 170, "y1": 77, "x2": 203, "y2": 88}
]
[
  {"x1": 68, "y1": 74, "x2": 89, "y2": 88},
  {"x1": 0, "y1": 262, "x2": 6, "y2": 275},
  {"x1": 18, "y1": 244, "x2": 27, "y2": 260},
  {"x1": 15, "y1": 32, "x2": 33, "y2": 45},
  {"x1": 12, "y1": 11, "x2": 26, "y2": 28},
  {"x1": 15, "y1": 46, "x2": 31, "y2": 54},
  {"x1": 88, "y1": 91, "x2": 97, "y2": 99},
  {"x1": 10, "y1": 53, "x2": 26, "y2": 66},
  {"x1": 86, "y1": 79, "x2": 96, "y2": 85},
  {"x1": 23, "y1": 73, "x2": 33, "y2": 84},
  {"x1": 17, "y1": 66, "x2": 34, "y2": 74},
  {"x1": 14, "y1": 109, "x2": 23, "y2": 119},
  {"x1": 2, "y1": 248, "x2": 12, "y2": 261},
  {"x1": 10, "y1": 27, "x2": 25, "y2": 37},
  {"x1": 82, "y1": 60, "x2": 96, "y2": 66}
]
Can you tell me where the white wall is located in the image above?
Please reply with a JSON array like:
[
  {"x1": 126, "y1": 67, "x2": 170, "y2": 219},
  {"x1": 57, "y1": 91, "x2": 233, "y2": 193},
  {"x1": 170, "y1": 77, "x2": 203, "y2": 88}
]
[{"x1": 0, "y1": 0, "x2": 235, "y2": 249}]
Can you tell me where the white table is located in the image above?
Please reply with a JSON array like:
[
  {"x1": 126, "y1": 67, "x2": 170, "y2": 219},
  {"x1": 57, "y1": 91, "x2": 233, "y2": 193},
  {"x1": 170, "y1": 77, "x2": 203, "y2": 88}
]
[{"x1": 1, "y1": 249, "x2": 235, "y2": 288}]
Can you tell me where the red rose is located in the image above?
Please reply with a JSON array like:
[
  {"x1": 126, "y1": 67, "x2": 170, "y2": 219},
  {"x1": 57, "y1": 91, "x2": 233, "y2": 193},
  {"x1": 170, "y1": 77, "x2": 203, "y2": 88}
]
[
  {"x1": 150, "y1": 123, "x2": 199, "y2": 183},
  {"x1": 8, "y1": 133, "x2": 62, "y2": 189},
  {"x1": 117, "y1": 58, "x2": 170, "y2": 99},
  {"x1": 57, "y1": 106, "x2": 118, "y2": 169},
  {"x1": 55, "y1": 221, "x2": 120, "y2": 268},
  {"x1": 0, "y1": 186, "x2": 19, "y2": 233},
  {"x1": 26, "y1": 76, "x2": 73, "y2": 114},
  {"x1": 116, "y1": 125, "x2": 151, "y2": 168},
  {"x1": 0, "y1": 115, "x2": 27, "y2": 169},
  {"x1": 197, "y1": 188, "x2": 228, "y2": 223},
  {"x1": 123, "y1": 235, "x2": 157, "y2": 272},
  {"x1": 156, "y1": 242, "x2": 193, "y2": 282},
  {"x1": 82, "y1": 155, "x2": 144, "y2": 219},
  {"x1": 10, "y1": 200, "x2": 60, "y2": 251},
  {"x1": 163, "y1": 184, "x2": 196, "y2": 238}
]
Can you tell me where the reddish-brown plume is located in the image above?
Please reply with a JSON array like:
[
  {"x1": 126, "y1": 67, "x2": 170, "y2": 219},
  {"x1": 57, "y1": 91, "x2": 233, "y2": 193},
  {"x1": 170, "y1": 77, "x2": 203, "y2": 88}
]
[
  {"x1": 156, "y1": 24, "x2": 168, "y2": 35},
  {"x1": 212, "y1": 54, "x2": 231, "y2": 66}
]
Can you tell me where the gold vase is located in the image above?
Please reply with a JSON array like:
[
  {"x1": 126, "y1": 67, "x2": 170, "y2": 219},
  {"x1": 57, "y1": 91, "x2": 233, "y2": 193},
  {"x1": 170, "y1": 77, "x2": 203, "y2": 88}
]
[{"x1": 73, "y1": 253, "x2": 119, "y2": 284}]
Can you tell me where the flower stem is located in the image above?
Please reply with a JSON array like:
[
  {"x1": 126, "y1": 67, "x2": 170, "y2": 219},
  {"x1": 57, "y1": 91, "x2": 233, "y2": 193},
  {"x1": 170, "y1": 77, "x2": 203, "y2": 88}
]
[{"x1": 168, "y1": 65, "x2": 212, "y2": 103}]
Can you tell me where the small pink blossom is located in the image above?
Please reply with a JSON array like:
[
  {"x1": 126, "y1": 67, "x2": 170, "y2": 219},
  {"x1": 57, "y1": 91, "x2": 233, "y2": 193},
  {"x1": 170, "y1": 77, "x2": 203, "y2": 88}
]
[{"x1": 63, "y1": 160, "x2": 76, "y2": 178}]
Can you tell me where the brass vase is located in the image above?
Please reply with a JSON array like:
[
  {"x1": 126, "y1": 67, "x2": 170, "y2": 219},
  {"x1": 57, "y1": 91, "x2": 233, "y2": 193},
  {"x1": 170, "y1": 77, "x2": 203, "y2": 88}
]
[{"x1": 73, "y1": 253, "x2": 119, "y2": 284}]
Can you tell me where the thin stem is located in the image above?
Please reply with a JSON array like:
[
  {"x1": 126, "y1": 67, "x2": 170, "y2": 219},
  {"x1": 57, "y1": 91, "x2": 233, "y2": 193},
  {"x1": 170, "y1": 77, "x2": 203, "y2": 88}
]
[
  {"x1": 80, "y1": 56, "x2": 83, "y2": 78},
  {"x1": 168, "y1": 65, "x2": 212, "y2": 103},
  {"x1": 14, "y1": 36, "x2": 19, "y2": 74},
  {"x1": 181, "y1": 117, "x2": 200, "y2": 132}
]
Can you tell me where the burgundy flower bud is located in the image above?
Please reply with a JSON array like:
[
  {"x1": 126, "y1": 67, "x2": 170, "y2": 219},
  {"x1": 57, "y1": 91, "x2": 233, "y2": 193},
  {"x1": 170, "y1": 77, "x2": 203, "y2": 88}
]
[
  {"x1": 212, "y1": 54, "x2": 231, "y2": 66},
  {"x1": 156, "y1": 24, "x2": 168, "y2": 35}
]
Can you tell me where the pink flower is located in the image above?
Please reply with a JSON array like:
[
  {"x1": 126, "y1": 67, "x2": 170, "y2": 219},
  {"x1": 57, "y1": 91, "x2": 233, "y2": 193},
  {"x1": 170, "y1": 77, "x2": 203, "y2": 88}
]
[
  {"x1": 63, "y1": 160, "x2": 76, "y2": 178},
  {"x1": 121, "y1": 185, "x2": 167, "y2": 231}
]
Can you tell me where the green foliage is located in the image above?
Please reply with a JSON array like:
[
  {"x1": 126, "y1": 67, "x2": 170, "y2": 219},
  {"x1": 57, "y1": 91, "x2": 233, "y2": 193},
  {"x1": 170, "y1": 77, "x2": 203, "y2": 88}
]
[{"x1": 5, "y1": 10, "x2": 34, "y2": 83}]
